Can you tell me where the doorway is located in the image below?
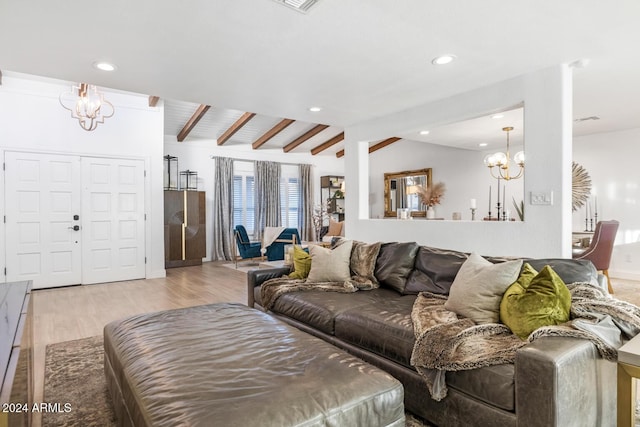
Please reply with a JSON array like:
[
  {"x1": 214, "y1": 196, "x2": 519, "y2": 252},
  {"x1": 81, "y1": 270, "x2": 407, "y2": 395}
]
[{"x1": 4, "y1": 151, "x2": 146, "y2": 289}]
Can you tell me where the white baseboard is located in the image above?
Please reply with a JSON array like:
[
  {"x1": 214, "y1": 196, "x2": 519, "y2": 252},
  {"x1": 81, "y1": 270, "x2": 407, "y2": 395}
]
[{"x1": 148, "y1": 269, "x2": 167, "y2": 279}]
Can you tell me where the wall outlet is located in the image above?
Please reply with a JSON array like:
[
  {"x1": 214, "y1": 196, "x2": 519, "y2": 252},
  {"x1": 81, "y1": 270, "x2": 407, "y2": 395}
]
[{"x1": 530, "y1": 191, "x2": 553, "y2": 205}]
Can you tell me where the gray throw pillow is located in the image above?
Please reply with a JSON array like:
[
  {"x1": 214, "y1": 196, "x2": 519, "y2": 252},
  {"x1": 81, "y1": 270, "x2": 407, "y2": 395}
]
[
  {"x1": 307, "y1": 240, "x2": 353, "y2": 282},
  {"x1": 374, "y1": 242, "x2": 419, "y2": 293},
  {"x1": 444, "y1": 253, "x2": 523, "y2": 324}
]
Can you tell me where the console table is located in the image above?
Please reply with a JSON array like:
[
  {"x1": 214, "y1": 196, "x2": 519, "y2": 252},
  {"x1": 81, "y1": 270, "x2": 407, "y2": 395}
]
[
  {"x1": 617, "y1": 333, "x2": 640, "y2": 426},
  {"x1": 0, "y1": 281, "x2": 33, "y2": 427}
]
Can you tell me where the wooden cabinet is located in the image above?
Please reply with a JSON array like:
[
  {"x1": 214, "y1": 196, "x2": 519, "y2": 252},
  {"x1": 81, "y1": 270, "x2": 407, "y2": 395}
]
[{"x1": 164, "y1": 191, "x2": 206, "y2": 268}]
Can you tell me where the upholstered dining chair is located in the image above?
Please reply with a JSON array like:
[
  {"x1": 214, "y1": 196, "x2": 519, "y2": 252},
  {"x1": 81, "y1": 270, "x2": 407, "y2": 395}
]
[
  {"x1": 234, "y1": 225, "x2": 263, "y2": 267},
  {"x1": 572, "y1": 220, "x2": 619, "y2": 294}
]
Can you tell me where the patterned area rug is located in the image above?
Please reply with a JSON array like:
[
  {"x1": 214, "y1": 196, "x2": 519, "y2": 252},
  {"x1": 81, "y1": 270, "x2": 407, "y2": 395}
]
[
  {"x1": 43, "y1": 336, "x2": 116, "y2": 427},
  {"x1": 44, "y1": 336, "x2": 433, "y2": 426}
]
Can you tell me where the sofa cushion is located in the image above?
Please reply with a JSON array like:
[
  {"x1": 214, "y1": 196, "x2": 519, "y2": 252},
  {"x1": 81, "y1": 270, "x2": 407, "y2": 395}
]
[
  {"x1": 307, "y1": 240, "x2": 353, "y2": 282},
  {"x1": 500, "y1": 264, "x2": 571, "y2": 339},
  {"x1": 444, "y1": 253, "x2": 523, "y2": 324},
  {"x1": 526, "y1": 258, "x2": 599, "y2": 285},
  {"x1": 334, "y1": 294, "x2": 517, "y2": 412},
  {"x1": 335, "y1": 295, "x2": 417, "y2": 367},
  {"x1": 374, "y1": 242, "x2": 419, "y2": 293},
  {"x1": 270, "y1": 288, "x2": 398, "y2": 335},
  {"x1": 404, "y1": 246, "x2": 469, "y2": 295}
]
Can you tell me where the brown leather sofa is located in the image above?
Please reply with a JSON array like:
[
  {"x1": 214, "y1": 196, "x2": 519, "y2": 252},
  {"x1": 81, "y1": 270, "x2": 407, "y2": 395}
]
[{"x1": 248, "y1": 243, "x2": 616, "y2": 427}]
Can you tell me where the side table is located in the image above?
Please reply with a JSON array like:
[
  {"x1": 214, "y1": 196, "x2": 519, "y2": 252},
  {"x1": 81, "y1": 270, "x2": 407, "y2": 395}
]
[{"x1": 617, "y1": 333, "x2": 640, "y2": 426}]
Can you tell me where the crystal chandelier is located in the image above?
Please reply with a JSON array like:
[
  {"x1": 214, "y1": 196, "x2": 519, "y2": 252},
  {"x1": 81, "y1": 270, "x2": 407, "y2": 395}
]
[
  {"x1": 59, "y1": 83, "x2": 114, "y2": 131},
  {"x1": 483, "y1": 126, "x2": 525, "y2": 180}
]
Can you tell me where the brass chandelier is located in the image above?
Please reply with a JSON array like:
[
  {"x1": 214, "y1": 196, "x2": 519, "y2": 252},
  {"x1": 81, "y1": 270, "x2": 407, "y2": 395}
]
[
  {"x1": 59, "y1": 83, "x2": 114, "y2": 131},
  {"x1": 483, "y1": 126, "x2": 525, "y2": 181}
]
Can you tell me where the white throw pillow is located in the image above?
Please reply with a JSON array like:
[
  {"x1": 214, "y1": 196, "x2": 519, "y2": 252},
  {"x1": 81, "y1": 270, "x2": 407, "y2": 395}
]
[
  {"x1": 444, "y1": 253, "x2": 523, "y2": 324},
  {"x1": 306, "y1": 240, "x2": 353, "y2": 282}
]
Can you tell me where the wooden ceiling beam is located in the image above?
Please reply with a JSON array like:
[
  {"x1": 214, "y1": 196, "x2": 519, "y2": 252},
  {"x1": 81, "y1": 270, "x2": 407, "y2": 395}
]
[
  {"x1": 177, "y1": 104, "x2": 211, "y2": 142},
  {"x1": 311, "y1": 132, "x2": 344, "y2": 155},
  {"x1": 369, "y1": 137, "x2": 401, "y2": 154},
  {"x1": 148, "y1": 96, "x2": 160, "y2": 107},
  {"x1": 217, "y1": 112, "x2": 256, "y2": 146},
  {"x1": 335, "y1": 136, "x2": 401, "y2": 158},
  {"x1": 283, "y1": 124, "x2": 329, "y2": 153},
  {"x1": 252, "y1": 118, "x2": 295, "y2": 149}
]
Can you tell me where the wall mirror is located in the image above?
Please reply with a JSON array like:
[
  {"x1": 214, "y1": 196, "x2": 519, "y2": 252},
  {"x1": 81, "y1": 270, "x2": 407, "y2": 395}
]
[{"x1": 384, "y1": 168, "x2": 432, "y2": 218}]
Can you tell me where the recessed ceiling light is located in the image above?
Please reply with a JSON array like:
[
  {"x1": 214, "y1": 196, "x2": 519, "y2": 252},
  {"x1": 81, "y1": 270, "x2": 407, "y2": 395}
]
[
  {"x1": 93, "y1": 61, "x2": 116, "y2": 71},
  {"x1": 419, "y1": 130, "x2": 430, "y2": 135},
  {"x1": 309, "y1": 106, "x2": 322, "y2": 112},
  {"x1": 491, "y1": 114, "x2": 504, "y2": 119},
  {"x1": 479, "y1": 143, "x2": 488, "y2": 147},
  {"x1": 431, "y1": 55, "x2": 456, "y2": 65}
]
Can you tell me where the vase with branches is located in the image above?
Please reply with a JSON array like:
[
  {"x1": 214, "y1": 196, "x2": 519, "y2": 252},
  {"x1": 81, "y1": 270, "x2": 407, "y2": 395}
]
[
  {"x1": 416, "y1": 182, "x2": 446, "y2": 219},
  {"x1": 311, "y1": 203, "x2": 330, "y2": 241}
]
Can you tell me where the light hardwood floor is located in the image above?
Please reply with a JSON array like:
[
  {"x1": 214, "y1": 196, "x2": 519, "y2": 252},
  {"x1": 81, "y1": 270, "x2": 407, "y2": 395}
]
[{"x1": 30, "y1": 261, "x2": 249, "y2": 427}]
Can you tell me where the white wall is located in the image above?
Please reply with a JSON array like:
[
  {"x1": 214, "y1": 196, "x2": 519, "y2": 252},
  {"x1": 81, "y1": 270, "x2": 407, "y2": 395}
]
[
  {"x1": 573, "y1": 127, "x2": 640, "y2": 280},
  {"x1": 344, "y1": 65, "x2": 574, "y2": 259},
  {"x1": 368, "y1": 139, "x2": 525, "y2": 221},
  {"x1": 0, "y1": 73, "x2": 166, "y2": 280},
  {"x1": 164, "y1": 138, "x2": 344, "y2": 261}
]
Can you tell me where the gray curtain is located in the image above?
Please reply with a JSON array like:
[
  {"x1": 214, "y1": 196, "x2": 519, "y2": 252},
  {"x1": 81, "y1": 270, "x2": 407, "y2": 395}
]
[
  {"x1": 298, "y1": 164, "x2": 314, "y2": 241},
  {"x1": 254, "y1": 160, "x2": 281, "y2": 240},
  {"x1": 212, "y1": 156, "x2": 234, "y2": 260}
]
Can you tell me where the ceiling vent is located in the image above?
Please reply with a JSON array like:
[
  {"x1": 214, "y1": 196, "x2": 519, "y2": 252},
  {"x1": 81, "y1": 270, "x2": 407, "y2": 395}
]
[
  {"x1": 574, "y1": 116, "x2": 601, "y2": 122},
  {"x1": 272, "y1": 0, "x2": 320, "y2": 13}
]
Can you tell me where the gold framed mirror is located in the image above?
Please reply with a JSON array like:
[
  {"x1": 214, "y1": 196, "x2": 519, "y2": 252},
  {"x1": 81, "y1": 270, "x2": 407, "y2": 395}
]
[{"x1": 384, "y1": 168, "x2": 432, "y2": 218}]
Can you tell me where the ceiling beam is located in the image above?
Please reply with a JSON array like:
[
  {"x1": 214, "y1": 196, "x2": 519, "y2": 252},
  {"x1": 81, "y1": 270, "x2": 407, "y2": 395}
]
[
  {"x1": 369, "y1": 137, "x2": 402, "y2": 154},
  {"x1": 177, "y1": 104, "x2": 211, "y2": 142},
  {"x1": 148, "y1": 96, "x2": 160, "y2": 107},
  {"x1": 283, "y1": 124, "x2": 329, "y2": 153},
  {"x1": 217, "y1": 112, "x2": 256, "y2": 146},
  {"x1": 311, "y1": 132, "x2": 344, "y2": 155},
  {"x1": 252, "y1": 118, "x2": 295, "y2": 149},
  {"x1": 335, "y1": 136, "x2": 401, "y2": 158}
]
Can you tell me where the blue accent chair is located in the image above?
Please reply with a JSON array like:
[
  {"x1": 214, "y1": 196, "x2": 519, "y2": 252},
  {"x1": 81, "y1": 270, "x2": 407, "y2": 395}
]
[
  {"x1": 266, "y1": 228, "x2": 301, "y2": 261},
  {"x1": 234, "y1": 225, "x2": 263, "y2": 267}
]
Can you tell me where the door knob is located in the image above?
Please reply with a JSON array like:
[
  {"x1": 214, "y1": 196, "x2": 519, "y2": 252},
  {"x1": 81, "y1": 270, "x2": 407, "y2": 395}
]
[
  {"x1": 73, "y1": 214, "x2": 79, "y2": 220},
  {"x1": 68, "y1": 225, "x2": 80, "y2": 231}
]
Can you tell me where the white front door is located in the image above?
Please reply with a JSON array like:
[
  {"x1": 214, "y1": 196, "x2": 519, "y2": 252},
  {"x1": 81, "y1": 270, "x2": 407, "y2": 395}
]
[
  {"x1": 5, "y1": 152, "x2": 82, "y2": 288},
  {"x1": 81, "y1": 157, "x2": 145, "y2": 284},
  {"x1": 4, "y1": 152, "x2": 146, "y2": 288}
]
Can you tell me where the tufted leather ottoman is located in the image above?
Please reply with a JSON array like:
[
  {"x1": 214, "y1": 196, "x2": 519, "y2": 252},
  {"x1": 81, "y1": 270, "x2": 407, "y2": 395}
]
[{"x1": 104, "y1": 303, "x2": 404, "y2": 426}]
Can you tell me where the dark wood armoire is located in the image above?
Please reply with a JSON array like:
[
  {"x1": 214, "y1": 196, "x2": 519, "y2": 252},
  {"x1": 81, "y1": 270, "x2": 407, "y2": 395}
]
[{"x1": 164, "y1": 190, "x2": 206, "y2": 268}]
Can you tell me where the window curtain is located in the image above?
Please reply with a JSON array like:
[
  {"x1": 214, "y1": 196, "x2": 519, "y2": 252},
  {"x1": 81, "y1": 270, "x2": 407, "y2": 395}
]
[
  {"x1": 298, "y1": 164, "x2": 314, "y2": 241},
  {"x1": 212, "y1": 156, "x2": 235, "y2": 260},
  {"x1": 254, "y1": 160, "x2": 281, "y2": 240}
]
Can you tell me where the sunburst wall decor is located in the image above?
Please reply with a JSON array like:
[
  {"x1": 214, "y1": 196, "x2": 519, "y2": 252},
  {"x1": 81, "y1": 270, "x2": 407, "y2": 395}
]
[{"x1": 572, "y1": 162, "x2": 592, "y2": 212}]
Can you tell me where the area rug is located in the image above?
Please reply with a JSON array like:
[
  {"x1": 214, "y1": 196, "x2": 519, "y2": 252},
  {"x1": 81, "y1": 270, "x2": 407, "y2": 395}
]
[
  {"x1": 220, "y1": 261, "x2": 260, "y2": 274},
  {"x1": 44, "y1": 336, "x2": 432, "y2": 426},
  {"x1": 43, "y1": 336, "x2": 116, "y2": 427}
]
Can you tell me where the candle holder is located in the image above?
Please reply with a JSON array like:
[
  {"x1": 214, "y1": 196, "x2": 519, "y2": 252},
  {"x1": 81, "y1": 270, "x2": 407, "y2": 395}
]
[
  {"x1": 496, "y1": 202, "x2": 502, "y2": 221},
  {"x1": 470, "y1": 208, "x2": 476, "y2": 221}
]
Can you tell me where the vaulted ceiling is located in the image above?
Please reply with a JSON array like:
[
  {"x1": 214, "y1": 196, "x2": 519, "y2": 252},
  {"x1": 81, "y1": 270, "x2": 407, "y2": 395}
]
[{"x1": 1, "y1": 1, "x2": 639, "y2": 157}]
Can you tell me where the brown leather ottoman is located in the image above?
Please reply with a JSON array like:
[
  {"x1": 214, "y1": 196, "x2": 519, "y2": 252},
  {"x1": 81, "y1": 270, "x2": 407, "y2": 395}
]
[{"x1": 104, "y1": 303, "x2": 405, "y2": 426}]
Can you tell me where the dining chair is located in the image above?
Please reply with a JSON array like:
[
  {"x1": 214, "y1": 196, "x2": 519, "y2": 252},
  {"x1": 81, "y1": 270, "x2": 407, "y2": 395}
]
[{"x1": 572, "y1": 220, "x2": 619, "y2": 293}]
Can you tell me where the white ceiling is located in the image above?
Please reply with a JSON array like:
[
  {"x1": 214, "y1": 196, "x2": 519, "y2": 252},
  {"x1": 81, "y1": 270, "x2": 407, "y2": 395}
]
[{"x1": 1, "y1": 0, "x2": 639, "y2": 154}]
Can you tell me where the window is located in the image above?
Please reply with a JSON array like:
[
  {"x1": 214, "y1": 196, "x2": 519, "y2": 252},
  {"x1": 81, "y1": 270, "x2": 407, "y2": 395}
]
[
  {"x1": 233, "y1": 175, "x2": 255, "y2": 235},
  {"x1": 233, "y1": 162, "x2": 301, "y2": 236},
  {"x1": 281, "y1": 177, "x2": 299, "y2": 228}
]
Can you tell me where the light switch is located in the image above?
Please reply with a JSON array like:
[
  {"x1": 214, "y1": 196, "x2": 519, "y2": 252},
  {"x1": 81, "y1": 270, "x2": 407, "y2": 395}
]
[{"x1": 530, "y1": 191, "x2": 553, "y2": 205}]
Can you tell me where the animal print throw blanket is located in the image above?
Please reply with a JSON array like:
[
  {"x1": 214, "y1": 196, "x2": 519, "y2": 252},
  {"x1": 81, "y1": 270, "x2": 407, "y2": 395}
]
[{"x1": 411, "y1": 283, "x2": 640, "y2": 401}]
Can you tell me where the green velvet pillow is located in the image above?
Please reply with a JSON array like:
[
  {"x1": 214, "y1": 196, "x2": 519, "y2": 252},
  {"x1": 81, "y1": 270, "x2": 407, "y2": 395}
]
[
  {"x1": 500, "y1": 263, "x2": 571, "y2": 340},
  {"x1": 288, "y1": 245, "x2": 311, "y2": 279}
]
